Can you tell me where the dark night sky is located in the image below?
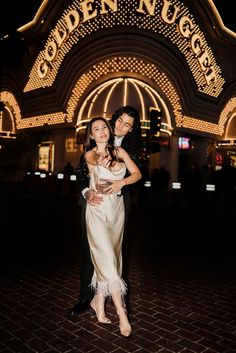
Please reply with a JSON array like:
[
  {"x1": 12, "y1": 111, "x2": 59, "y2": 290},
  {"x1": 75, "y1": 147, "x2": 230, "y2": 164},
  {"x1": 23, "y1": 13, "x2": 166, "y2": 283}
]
[
  {"x1": 0, "y1": 1, "x2": 235, "y2": 38},
  {"x1": 212, "y1": 0, "x2": 236, "y2": 33},
  {"x1": 0, "y1": 1, "x2": 43, "y2": 38}
]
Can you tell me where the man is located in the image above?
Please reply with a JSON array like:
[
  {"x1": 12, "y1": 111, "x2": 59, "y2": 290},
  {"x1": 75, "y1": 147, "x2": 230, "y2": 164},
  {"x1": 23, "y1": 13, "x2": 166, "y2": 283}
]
[{"x1": 69, "y1": 105, "x2": 142, "y2": 317}]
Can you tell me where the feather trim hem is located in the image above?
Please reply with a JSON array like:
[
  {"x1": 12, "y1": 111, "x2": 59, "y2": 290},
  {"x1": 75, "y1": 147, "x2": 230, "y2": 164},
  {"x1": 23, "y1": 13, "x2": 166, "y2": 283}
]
[{"x1": 90, "y1": 275, "x2": 127, "y2": 297}]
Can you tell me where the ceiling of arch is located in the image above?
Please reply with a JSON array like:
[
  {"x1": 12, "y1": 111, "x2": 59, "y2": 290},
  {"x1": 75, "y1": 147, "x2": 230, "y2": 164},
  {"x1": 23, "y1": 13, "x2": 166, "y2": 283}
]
[
  {"x1": 225, "y1": 114, "x2": 236, "y2": 139},
  {"x1": 75, "y1": 77, "x2": 173, "y2": 136}
]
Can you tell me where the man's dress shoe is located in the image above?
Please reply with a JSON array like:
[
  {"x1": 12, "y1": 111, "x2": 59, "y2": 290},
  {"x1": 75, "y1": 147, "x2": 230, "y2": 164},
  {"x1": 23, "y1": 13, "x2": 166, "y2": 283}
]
[{"x1": 69, "y1": 298, "x2": 91, "y2": 317}]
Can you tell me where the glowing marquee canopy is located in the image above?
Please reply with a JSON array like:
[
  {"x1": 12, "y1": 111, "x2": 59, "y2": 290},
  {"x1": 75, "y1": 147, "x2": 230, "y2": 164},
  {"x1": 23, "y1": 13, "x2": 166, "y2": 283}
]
[{"x1": 24, "y1": 0, "x2": 225, "y2": 98}]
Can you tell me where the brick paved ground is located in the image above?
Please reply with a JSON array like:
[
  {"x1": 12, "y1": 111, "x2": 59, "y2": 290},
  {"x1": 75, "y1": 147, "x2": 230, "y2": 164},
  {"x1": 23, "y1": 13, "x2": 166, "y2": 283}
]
[{"x1": 0, "y1": 183, "x2": 235, "y2": 353}]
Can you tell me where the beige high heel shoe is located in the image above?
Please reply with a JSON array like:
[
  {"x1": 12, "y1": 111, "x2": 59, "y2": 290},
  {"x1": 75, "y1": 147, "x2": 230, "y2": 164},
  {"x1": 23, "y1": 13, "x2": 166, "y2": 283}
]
[
  {"x1": 117, "y1": 309, "x2": 132, "y2": 337},
  {"x1": 90, "y1": 295, "x2": 111, "y2": 324}
]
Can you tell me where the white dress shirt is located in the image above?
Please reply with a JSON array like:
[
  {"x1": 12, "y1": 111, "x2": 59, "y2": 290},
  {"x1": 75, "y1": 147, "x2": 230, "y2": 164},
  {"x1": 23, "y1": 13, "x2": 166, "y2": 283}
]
[{"x1": 114, "y1": 135, "x2": 124, "y2": 147}]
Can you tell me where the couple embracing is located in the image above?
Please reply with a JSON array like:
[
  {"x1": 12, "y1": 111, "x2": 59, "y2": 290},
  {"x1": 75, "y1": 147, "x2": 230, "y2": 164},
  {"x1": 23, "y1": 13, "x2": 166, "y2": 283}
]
[{"x1": 70, "y1": 106, "x2": 142, "y2": 337}]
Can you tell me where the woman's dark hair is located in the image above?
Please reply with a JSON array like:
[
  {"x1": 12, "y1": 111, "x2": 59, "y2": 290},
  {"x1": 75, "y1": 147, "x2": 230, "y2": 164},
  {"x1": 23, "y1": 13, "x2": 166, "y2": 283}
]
[{"x1": 84, "y1": 117, "x2": 117, "y2": 162}]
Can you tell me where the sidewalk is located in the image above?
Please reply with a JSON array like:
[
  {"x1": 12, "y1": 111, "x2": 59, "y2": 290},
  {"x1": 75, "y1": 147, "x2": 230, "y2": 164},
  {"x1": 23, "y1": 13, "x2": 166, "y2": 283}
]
[{"x1": 0, "y1": 187, "x2": 235, "y2": 353}]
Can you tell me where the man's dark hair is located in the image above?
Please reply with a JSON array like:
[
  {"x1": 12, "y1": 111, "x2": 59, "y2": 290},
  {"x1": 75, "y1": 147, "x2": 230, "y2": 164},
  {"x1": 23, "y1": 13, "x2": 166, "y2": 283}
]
[{"x1": 110, "y1": 106, "x2": 142, "y2": 164}]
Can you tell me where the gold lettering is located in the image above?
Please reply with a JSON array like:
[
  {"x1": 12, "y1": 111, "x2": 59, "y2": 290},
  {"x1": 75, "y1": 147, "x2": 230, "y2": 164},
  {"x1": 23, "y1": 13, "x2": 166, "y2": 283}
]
[
  {"x1": 191, "y1": 33, "x2": 203, "y2": 56},
  {"x1": 54, "y1": 28, "x2": 67, "y2": 48},
  {"x1": 136, "y1": 0, "x2": 157, "y2": 16},
  {"x1": 64, "y1": 9, "x2": 80, "y2": 33},
  {"x1": 45, "y1": 41, "x2": 57, "y2": 62},
  {"x1": 161, "y1": 0, "x2": 179, "y2": 24},
  {"x1": 178, "y1": 16, "x2": 194, "y2": 38},
  {"x1": 100, "y1": 0, "x2": 117, "y2": 14},
  {"x1": 205, "y1": 67, "x2": 216, "y2": 85},
  {"x1": 198, "y1": 50, "x2": 211, "y2": 71},
  {"x1": 34, "y1": 0, "x2": 220, "y2": 91},
  {"x1": 81, "y1": 0, "x2": 97, "y2": 22},
  {"x1": 37, "y1": 60, "x2": 49, "y2": 79}
]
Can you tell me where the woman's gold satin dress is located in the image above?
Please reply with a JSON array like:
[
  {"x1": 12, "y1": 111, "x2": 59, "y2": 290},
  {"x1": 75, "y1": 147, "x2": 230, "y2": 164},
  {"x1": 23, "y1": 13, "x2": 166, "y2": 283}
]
[{"x1": 86, "y1": 164, "x2": 127, "y2": 297}]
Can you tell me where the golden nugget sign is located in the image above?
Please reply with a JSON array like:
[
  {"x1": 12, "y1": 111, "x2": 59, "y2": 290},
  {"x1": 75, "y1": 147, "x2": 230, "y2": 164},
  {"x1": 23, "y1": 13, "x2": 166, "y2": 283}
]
[{"x1": 24, "y1": 0, "x2": 224, "y2": 96}]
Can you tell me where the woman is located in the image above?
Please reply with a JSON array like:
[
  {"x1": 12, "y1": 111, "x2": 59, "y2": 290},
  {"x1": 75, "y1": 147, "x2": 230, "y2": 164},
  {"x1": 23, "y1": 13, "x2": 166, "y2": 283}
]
[{"x1": 84, "y1": 117, "x2": 142, "y2": 337}]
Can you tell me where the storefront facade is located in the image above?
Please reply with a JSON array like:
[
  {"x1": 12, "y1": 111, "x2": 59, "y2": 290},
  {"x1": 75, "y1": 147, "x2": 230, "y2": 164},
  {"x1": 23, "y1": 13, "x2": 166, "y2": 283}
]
[{"x1": 1, "y1": 0, "x2": 236, "y2": 182}]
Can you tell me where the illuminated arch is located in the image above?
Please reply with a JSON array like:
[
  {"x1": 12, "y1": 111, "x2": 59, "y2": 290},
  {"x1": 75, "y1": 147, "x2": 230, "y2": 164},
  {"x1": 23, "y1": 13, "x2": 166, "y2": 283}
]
[
  {"x1": 75, "y1": 77, "x2": 173, "y2": 136},
  {"x1": 13, "y1": 56, "x2": 231, "y2": 137},
  {"x1": 0, "y1": 91, "x2": 20, "y2": 138},
  {"x1": 67, "y1": 56, "x2": 223, "y2": 135},
  {"x1": 23, "y1": 0, "x2": 225, "y2": 98},
  {"x1": 224, "y1": 97, "x2": 236, "y2": 138}
]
